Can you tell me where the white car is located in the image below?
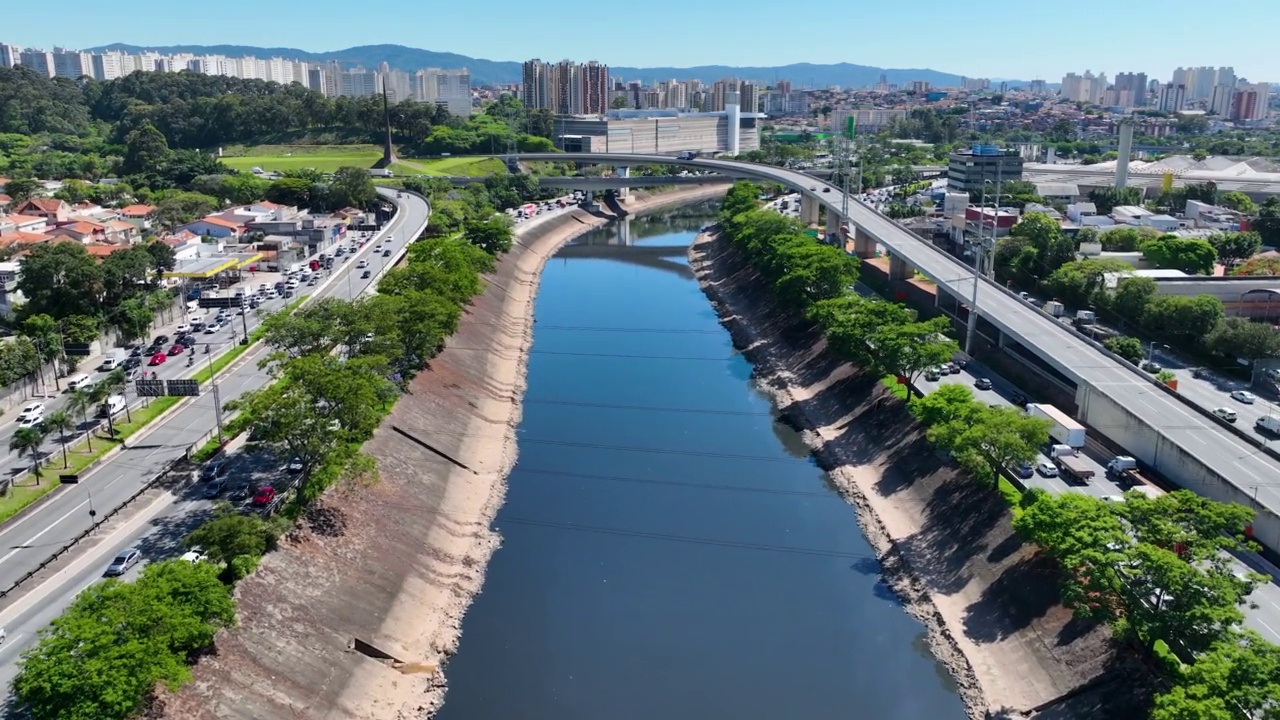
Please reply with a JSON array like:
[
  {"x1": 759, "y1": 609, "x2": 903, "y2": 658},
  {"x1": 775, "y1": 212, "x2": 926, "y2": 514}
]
[
  {"x1": 15, "y1": 401, "x2": 44, "y2": 426},
  {"x1": 175, "y1": 323, "x2": 192, "y2": 335},
  {"x1": 1035, "y1": 460, "x2": 1059, "y2": 478},
  {"x1": 179, "y1": 548, "x2": 207, "y2": 564},
  {"x1": 356, "y1": 259, "x2": 369, "y2": 269},
  {"x1": 1231, "y1": 390, "x2": 1258, "y2": 404},
  {"x1": 1214, "y1": 407, "x2": 1239, "y2": 423},
  {"x1": 204, "y1": 323, "x2": 222, "y2": 334}
]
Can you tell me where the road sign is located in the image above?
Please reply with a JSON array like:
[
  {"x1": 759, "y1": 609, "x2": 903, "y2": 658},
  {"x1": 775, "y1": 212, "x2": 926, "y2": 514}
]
[
  {"x1": 166, "y1": 379, "x2": 201, "y2": 397},
  {"x1": 135, "y1": 380, "x2": 166, "y2": 397}
]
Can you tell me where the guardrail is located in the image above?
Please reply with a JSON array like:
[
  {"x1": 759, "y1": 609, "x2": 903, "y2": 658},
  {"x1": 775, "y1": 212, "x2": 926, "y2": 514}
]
[{"x1": 0, "y1": 455, "x2": 190, "y2": 601}]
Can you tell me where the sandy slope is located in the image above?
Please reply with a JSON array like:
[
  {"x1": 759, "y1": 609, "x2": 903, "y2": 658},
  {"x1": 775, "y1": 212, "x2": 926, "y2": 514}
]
[{"x1": 153, "y1": 185, "x2": 729, "y2": 720}]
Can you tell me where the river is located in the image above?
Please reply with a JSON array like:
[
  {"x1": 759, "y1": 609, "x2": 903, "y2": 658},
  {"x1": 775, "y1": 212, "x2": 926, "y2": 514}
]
[{"x1": 434, "y1": 204, "x2": 967, "y2": 720}]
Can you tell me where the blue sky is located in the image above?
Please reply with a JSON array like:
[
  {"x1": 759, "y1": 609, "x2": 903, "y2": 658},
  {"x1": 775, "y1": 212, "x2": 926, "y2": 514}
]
[{"x1": 7, "y1": 0, "x2": 1278, "y2": 81}]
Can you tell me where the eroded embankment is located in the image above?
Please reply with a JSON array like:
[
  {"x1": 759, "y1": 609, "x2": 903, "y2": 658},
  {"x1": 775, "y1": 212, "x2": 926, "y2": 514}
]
[
  {"x1": 151, "y1": 185, "x2": 729, "y2": 720},
  {"x1": 689, "y1": 229, "x2": 1152, "y2": 720}
]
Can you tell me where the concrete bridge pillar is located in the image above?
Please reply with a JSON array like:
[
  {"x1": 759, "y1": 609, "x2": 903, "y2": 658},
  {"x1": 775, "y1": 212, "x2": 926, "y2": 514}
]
[
  {"x1": 824, "y1": 207, "x2": 845, "y2": 245},
  {"x1": 800, "y1": 194, "x2": 821, "y2": 226},
  {"x1": 888, "y1": 253, "x2": 915, "y2": 281},
  {"x1": 618, "y1": 216, "x2": 632, "y2": 245},
  {"x1": 853, "y1": 226, "x2": 877, "y2": 259},
  {"x1": 617, "y1": 166, "x2": 631, "y2": 201}
]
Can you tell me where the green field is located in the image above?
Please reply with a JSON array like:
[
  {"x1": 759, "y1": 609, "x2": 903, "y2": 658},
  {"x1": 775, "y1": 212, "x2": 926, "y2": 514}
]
[
  {"x1": 391, "y1": 156, "x2": 507, "y2": 177},
  {"x1": 220, "y1": 145, "x2": 383, "y2": 173},
  {"x1": 219, "y1": 145, "x2": 507, "y2": 178}
]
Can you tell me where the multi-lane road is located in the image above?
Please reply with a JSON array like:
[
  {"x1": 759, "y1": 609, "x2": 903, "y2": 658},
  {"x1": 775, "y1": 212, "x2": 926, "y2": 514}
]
[{"x1": 0, "y1": 188, "x2": 428, "y2": 686}]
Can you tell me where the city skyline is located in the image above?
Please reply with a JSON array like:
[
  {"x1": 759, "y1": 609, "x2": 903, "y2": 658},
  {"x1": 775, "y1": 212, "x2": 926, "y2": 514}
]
[{"x1": 5, "y1": 0, "x2": 1278, "y2": 82}]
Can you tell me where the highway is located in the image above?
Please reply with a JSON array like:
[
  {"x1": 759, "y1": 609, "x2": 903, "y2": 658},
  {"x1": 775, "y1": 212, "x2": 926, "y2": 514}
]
[
  {"x1": 0, "y1": 187, "x2": 428, "y2": 629},
  {"x1": 515, "y1": 152, "x2": 1280, "y2": 535}
]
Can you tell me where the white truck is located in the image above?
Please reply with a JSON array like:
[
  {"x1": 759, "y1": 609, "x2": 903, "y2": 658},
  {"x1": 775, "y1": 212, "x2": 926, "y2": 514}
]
[
  {"x1": 1257, "y1": 415, "x2": 1280, "y2": 435},
  {"x1": 1027, "y1": 403, "x2": 1087, "y2": 448}
]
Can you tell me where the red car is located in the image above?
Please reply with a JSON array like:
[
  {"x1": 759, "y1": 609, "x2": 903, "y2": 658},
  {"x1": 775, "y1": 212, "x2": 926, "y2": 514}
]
[
  {"x1": 252, "y1": 487, "x2": 276, "y2": 506},
  {"x1": 167, "y1": 343, "x2": 185, "y2": 356},
  {"x1": 149, "y1": 352, "x2": 167, "y2": 366}
]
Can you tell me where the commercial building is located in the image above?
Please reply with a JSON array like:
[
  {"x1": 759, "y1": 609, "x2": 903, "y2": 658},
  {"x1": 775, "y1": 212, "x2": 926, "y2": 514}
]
[
  {"x1": 554, "y1": 105, "x2": 764, "y2": 155},
  {"x1": 946, "y1": 145, "x2": 1024, "y2": 193}
]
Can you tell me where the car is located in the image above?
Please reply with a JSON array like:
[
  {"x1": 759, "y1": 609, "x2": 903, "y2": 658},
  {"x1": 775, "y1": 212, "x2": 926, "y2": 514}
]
[
  {"x1": 1035, "y1": 460, "x2": 1059, "y2": 478},
  {"x1": 204, "y1": 323, "x2": 222, "y2": 334},
  {"x1": 230, "y1": 485, "x2": 252, "y2": 502},
  {"x1": 180, "y1": 549, "x2": 207, "y2": 564},
  {"x1": 974, "y1": 378, "x2": 993, "y2": 390},
  {"x1": 104, "y1": 548, "x2": 141, "y2": 577},
  {"x1": 809, "y1": 186, "x2": 818, "y2": 191},
  {"x1": 1231, "y1": 390, "x2": 1258, "y2": 404},
  {"x1": 1010, "y1": 393, "x2": 1028, "y2": 407},
  {"x1": 175, "y1": 323, "x2": 191, "y2": 335},
  {"x1": 129, "y1": 345, "x2": 144, "y2": 357},
  {"x1": 1214, "y1": 407, "x2": 1239, "y2": 423},
  {"x1": 356, "y1": 259, "x2": 369, "y2": 269},
  {"x1": 361, "y1": 270, "x2": 372, "y2": 279},
  {"x1": 1140, "y1": 360, "x2": 1162, "y2": 373},
  {"x1": 177, "y1": 335, "x2": 196, "y2": 348},
  {"x1": 152, "y1": 335, "x2": 170, "y2": 346},
  {"x1": 167, "y1": 343, "x2": 185, "y2": 356},
  {"x1": 822, "y1": 187, "x2": 831, "y2": 193},
  {"x1": 1193, "y1": 368, "x2": 1208, "y2": 379},
  {"x1": 286, "y1": 457, "x2": 304, "y2": 473},
  {"x1": 123, "y1": 355, "x2": 143, "y2": 370},
  {"x1": 149, "y1": 352, "x2": 167, "y2": 366},
  {"x1": 201, "y1": 458, "x2": 228, "y2": 481},
  {"x1": 382, "y1": 249, "x2": 392, "y2": 257},
  {"x1": 15, "y1": 401, "x2": 44, "y2": 426},
  {"x1": 253, "y1": 486, "x2": 277, "y2": 506},
  {"x1": 203, "y1": 479, "x2": 226, "y2": 499},
  {"x1": 924, "y1": 367, "x2": 942, "y2": 381},
  {"x1": 1014, "y1": 462, "x2": 1034, "y2": 479}
]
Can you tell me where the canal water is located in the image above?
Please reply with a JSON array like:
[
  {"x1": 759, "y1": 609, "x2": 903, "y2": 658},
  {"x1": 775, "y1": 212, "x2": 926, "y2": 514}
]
[{"x1": 435, "y1": 205, "x2": 966, "y2": 720}]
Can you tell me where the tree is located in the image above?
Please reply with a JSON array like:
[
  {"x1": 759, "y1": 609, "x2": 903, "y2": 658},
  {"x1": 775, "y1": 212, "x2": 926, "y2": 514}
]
[
  {"x1": 4, "y1": 177, "x2": 41, "y2": 203},
  {"x1": 998, "y1": 211, "x2": 1076, "y2": 284},
  {"x1": 1088, "y1": 186, "x2": 1143, "y2": 214},
  {"x1": 909, "y1": 383, "x2": 980, "y2": 427},
  {"x1": 1253, "y1": 197, "x2": 1280, "y2": 247},
  {"x1": 121, "y1": 124, "x2": 171, "y2": 176},
  {"x1": 1108, "y1": 276, "x2": 1157, "y2": 329},
  {"x1": 875, "y1": 316, "x2": 957, "y2": 392},
  {"x1": 67, "y1": 388, "x2": 95, "y2": 453},
  {"x1": 43, "y1": 410, "x2": 74, "y2": 468},
  {"x1": 184, "y1": 508, "x2": 274, "y2": 581},
  {"x1": 1119, "y1": 488, "x2": 1255, "y2": 562},
  {"x1": 13, "y1": 559, "x2": 235, "y2": 720},
  {"x1": 1103, "y1": 336, "x2": 1144, "y2": 364},
  {"x1": 462, "y1": 215, "x2": 514, "y2": 256},
  {"x1": 326, "y1": 166, "x2": 377, "y2": 210},
  {"x1": 1097, "y1": 225, "x2": 1160, "y2": 252},
  {"x1": 1151, "y1": 629, "x2": 1280, "y2": 720},
  {"x1": 144, "y1": 241, "x2": 176, "y2": 282},
  {"x1": 928, "y1": 403, "x2": 1050, "y2": 485},
  {"x1": 1045, "y1": 258, "x2": 1134, "y2": 309},
  {"x1": 1218, "y1": 190, "x2": 1257, "y2": 214},
  {"x1": 1118, "y1": 543, "x2": 1249, "y2": 655},
  {"x1": 9, "y1": 426, "x2": 47, "y2": 484},
  {"x1": 100, "y1": 245, "x2": 155, "y2": 307},
  {"x1": 15, "y1": 242, "x2": 103, "y2": 321},
  {"x1": 1143, "y1": 295, "x2": 1224, "y2": 345},
  {"x1": 1205, "y1": 317, "x2": 1280, "y2": 361},
  {"x1": 1140, "y1": 236, "x2": 1217, "y2": 275},
  {"x1": 1207, "y1": 231, "x2": 1262, "y2": 267},
  {"x1": 265, "y1": 177, "x2": 315, "y2": 208}
]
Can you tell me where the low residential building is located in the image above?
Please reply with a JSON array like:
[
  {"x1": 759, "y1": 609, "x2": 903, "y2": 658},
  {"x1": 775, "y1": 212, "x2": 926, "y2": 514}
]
[
  {"x1": 1, "y1": 214, "x2": 49, "y2": 234},
  {"x1": 118, "y1": 204, "x2": 157, "y2": 232},
  {"x1": 1032, "y1": 182, "x2": 1080, "y2": 203},
  {"x1": 176, "y1": 216, "x2": 244, "y2": 239},
  {"x1": 1184, "y1": 200, "x2": 1246, "y2": 231},
  {"x1": 0, "y1": 230, "x2": 55, "y2": 248},
  {"x1": 0, "y1": 194, "x2": 10, "y2": 211},
  {"x1": 1066, "y1": 202, "x2": 1098, "y2": 223},
  {"x1": 13, "y1": 197, "x2": 72, "y2": 223},
  {"x1": 48, "y1": 220, "x2": 108, "y2": 244}
]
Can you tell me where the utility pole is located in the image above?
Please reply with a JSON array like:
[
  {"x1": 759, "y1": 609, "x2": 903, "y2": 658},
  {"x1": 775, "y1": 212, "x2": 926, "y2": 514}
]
[{"x1": 204, "y1": 344, "x2": 224, "y2": 445}]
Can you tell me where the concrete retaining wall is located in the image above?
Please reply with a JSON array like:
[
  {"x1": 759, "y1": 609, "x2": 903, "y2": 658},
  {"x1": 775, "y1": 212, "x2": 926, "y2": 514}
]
[{"x1": 1077, "y1": 383, "x2": 1280, "y2": 548}]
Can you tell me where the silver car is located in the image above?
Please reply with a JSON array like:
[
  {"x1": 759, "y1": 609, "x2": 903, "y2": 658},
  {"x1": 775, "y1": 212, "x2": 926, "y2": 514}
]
[{"x1": 105, "y1": 548, "x2": 141, "y2": 577}]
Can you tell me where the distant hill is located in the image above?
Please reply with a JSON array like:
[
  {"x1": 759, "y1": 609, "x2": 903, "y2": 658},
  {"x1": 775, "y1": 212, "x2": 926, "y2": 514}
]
[{"x1": 89, "y1": 43, "x2": 988, "y2": 88}]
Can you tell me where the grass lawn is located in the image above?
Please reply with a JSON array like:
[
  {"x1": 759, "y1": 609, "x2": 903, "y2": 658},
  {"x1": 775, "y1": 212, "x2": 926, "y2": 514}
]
[
  {"x1": 881, "y1": 375, "x2": 910, "y2": 400},
  {"x1": 220, "y1": 145, "x2": 382, "y2": 173},
  {"x1": 0, "y1": 473, "x2": 66, "y2": 524},
  {"x1": 393, "y1": 156, "x2": 507, "y2": 177}
]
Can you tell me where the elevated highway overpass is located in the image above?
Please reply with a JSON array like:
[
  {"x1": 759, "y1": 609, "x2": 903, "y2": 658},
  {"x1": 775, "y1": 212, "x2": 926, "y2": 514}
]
[
  {"x1": 443, "y1": 175, "x2": 725, "y2": 190},
  {"x1": 513, "y1": 151, "x2": 1280, "y2": 549}
]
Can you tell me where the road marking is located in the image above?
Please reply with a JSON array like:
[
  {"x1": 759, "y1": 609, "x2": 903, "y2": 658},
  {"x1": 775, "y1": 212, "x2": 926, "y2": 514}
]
[{"x1": 0, "y1": 491, "x2": 177, "y2": 628}]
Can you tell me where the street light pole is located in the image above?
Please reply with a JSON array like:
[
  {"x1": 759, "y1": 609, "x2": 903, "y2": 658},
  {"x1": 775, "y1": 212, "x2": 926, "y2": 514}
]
[{"x1": 204, "y1": 344, "x2": 224, "y2": 445}]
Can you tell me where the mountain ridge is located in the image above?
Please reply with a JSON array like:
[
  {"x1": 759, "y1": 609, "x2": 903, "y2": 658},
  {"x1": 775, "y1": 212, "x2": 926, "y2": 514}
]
[{"x1": 88, "y1": 43, "x2": 991, "y2": 88}]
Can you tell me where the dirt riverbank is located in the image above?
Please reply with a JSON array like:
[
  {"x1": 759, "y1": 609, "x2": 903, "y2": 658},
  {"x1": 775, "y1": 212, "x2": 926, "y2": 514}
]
[
  {"x1": 152, "y1": 184, "x2": 730, "y2": 720},
  {"x1": 689, "y1": 229, "x2": 1152, "y2": 720}
]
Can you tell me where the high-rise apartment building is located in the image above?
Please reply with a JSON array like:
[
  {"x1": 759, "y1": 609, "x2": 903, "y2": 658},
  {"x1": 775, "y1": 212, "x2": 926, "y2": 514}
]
[
  {"x1": 1209, "y1": 84, "x2": 1236, "y2": 116},
  {"x1": 18, "y1": 49, "x2": 53, "y2": 76},
  {"x1": 1230, "y1": 83, "x2": 1270, "y2": 122},
  {"x1": 1060, "y1": 71, "x2": 1107, "y2": 104},
  {"x1": 50, "y1": 48, "x2": 92, "y2": 78},
  {"x1": 1172, "y1": 66, "x2": 1235, "y2": 101},
  {"x1": 414, "y1": 68, "x2": 472, "y2": 116},
  {"x1": 1157, "y1": 83, "x2": 1187, "y2": 112},
  {"x1": 521, "y1": 58, "x2": 609, "y2": 114},
  {"x1": 1109, "y1": 72, "x2": 1148, "y2": 107}
]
